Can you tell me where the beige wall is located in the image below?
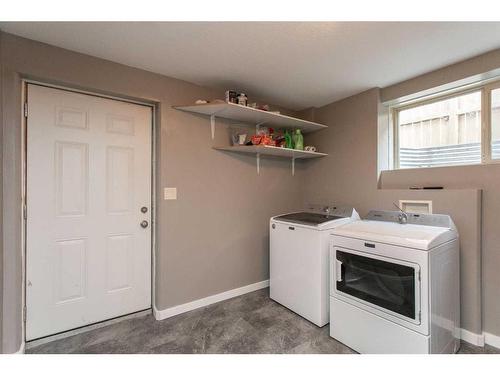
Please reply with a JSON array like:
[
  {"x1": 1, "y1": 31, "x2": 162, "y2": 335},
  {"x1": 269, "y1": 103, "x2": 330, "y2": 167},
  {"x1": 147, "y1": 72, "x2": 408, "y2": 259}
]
[
  {"x1": 0, "y1": 31, "x2": 305, "y2": 353},
  {"x1": 301, "y1": 89, "x2": 483, "y2": 334}
]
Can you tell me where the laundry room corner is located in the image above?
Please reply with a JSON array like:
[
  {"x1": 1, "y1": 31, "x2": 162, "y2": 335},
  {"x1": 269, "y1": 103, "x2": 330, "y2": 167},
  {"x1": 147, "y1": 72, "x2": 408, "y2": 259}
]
[
  {"x1": 2, "y1": 14, "x2": 500, "y2": 365},
  {"x1": 298, "y1": 83, "x2": 484, "y2": 343}
]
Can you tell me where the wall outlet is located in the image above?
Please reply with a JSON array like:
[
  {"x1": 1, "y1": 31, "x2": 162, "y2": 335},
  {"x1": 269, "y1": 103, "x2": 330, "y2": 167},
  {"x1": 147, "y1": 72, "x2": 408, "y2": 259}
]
[{"x1": 164, "y1": 187, "x2": 177, "y2": 200}]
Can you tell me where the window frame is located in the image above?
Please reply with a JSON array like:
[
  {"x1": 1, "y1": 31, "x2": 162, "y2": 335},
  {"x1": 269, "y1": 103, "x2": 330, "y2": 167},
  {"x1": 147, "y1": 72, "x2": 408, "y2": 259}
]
[
  {"x1": 484, "y1": 80, "x2": 500, "y2": 164},
  {"x1": 391, "y1": 81, "x2": 500, "y2": 170}
]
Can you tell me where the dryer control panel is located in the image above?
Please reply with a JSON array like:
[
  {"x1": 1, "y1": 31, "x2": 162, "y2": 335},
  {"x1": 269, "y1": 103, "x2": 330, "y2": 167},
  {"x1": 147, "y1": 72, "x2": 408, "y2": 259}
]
[{"x1": 366, "y1": 210, "x2": 454, "y2": 229}]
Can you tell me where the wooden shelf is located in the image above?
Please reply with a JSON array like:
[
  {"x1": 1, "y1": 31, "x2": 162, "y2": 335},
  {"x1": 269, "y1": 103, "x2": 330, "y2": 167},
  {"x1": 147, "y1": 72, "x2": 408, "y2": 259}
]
[
  {"x1": 174, "y1": 101, "x2": 327, "y2": 176},
  {"x1": 214, "y1": 145, "x2": 327, "y2": 176},
  {"x1": 174, "y1": 102, "x2": 327, "y2": 138},
  {"x1": 214, "y1": 145, "x2": 328, "y2": 159}
]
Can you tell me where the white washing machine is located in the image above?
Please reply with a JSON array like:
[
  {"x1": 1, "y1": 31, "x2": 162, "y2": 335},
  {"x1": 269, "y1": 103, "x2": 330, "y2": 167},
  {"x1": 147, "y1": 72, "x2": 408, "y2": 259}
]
[
  {"x1": 329, "y1": 210, "x2": 460, "y2": 354},
  {"x1": 270, "y1": 206, "x2": 359, "y2": 326}
]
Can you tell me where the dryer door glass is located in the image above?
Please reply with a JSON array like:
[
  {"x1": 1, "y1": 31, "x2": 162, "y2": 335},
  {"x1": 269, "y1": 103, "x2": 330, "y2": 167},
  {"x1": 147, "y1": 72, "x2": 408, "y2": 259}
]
[{"x1": 336, "y1": 250, "x2": 416, "y2": 319}]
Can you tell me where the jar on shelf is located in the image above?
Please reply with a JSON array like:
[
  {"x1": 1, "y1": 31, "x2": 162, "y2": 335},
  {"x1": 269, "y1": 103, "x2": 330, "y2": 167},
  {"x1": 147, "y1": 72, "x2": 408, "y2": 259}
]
[
  {"x1": 225, "y1": 90, "x2": 238, "y2": 104},
  {"x1": 237, "y1": 93, "x2": 248, "y2": 106}
]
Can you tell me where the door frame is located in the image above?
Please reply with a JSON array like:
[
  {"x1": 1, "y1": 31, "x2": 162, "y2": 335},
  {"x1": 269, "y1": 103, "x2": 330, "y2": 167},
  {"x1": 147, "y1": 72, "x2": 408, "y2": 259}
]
[{"x1": 21, "y1": 79, "x2": 158, "y2": 344}]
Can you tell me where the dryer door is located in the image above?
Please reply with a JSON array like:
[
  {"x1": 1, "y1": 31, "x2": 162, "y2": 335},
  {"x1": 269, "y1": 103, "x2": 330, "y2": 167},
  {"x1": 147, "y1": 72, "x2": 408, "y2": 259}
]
[{"x1": 331, "y1": 246, "x2": 421, "y2": 328}]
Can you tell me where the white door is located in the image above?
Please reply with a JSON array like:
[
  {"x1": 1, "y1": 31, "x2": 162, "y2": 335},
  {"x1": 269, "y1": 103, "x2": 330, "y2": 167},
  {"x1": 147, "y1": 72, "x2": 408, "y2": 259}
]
[{"x1": 26, "y1": 84, "x2": 152, "y2": 340}]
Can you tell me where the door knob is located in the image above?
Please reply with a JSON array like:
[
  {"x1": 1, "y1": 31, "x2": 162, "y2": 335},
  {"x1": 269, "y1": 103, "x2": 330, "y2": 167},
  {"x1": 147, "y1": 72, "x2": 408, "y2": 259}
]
[{"x1": 140, "y1": 220, "x2": 149, "y2": 228}]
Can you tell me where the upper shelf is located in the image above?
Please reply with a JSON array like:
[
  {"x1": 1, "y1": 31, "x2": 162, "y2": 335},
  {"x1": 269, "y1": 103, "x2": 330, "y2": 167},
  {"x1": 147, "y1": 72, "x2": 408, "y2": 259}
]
[{"x1": 173, "y1": 102, "x2": 327, "y2": 133}]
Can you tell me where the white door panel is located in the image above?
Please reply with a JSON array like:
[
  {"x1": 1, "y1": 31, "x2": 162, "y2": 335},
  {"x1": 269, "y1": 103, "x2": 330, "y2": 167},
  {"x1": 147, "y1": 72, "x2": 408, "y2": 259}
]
[{"x1": 26, "y1": 84, "x2": 152, "y2": 340}]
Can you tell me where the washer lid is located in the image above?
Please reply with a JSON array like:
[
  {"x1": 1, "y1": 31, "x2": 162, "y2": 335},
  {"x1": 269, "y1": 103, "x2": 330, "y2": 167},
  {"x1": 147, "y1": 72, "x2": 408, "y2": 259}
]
[
  {"x1": 273, "y1": 212, "x2": 344, "y2": 226},
  {"x1": 332, "y1": 220, "x2": 458, "y2": 250}
]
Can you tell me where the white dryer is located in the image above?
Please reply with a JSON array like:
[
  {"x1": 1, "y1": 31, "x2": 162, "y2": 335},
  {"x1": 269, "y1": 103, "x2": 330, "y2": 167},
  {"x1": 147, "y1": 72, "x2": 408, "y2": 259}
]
[
  {"x1": 270, "y1": 206, "x2": 359, "y2": 326},
  {"x1": 329, "y1": 210, "x2": 460, "y2": 354}
]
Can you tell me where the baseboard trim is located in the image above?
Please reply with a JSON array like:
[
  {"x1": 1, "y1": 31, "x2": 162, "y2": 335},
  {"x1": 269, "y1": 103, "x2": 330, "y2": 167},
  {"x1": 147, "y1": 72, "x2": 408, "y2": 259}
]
[
  {"x1": 460, "y1": 328, "x2": 485, "y2": 347},
  {"x1": 484, "y1": 331, "x2": 500, "y2": 349},
  {"x1": 154, "y1": 279, "x2": 269, "y2": 320},
  {"x1": 14, "y1": 341, "x2": 25, "y2": 354}
]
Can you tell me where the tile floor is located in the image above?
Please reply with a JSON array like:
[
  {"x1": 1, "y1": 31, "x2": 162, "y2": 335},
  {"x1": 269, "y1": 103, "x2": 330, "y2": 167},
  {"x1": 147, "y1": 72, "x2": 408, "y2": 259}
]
[{"x1": 27, "y1": 288, "x2": 500, "y2": 354}]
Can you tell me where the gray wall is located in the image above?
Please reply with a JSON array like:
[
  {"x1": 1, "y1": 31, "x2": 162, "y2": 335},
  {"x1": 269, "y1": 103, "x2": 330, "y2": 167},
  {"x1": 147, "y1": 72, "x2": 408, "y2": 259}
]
[
  {"x1": 0, "y1": 31, "x2": 305, "y2": 353},
  {"x1": 301, "y1": 50, "x2": 500, "y2": 335},
  {"x1": 380, "y1": 48, "x2": 500, "y2": 103},
  {"x1": 379, "y1": 48, "x2": 500, "y2": 337},
  {"x1": 300, "y1": 89, "x2": 483, "y2": 334},
  {"x1": 3, "y1": 28, "x2": 500, "y2": 353},
  {"x1": 380, "y1": 167, "x2": 499, "y2": 334}
]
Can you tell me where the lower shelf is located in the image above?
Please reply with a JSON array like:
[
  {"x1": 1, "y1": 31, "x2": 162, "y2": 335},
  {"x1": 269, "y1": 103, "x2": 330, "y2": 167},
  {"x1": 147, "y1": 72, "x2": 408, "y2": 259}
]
[
  {"x1": 213, "y1": 145, "x2": 327, "y2": 176},
  {"x1": 213, "y1": 145, "x2": 328, "y2": 159}
]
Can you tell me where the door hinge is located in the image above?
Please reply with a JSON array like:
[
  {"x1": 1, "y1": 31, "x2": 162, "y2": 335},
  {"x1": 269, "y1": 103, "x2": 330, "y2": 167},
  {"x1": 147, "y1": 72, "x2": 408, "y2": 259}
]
[
  {"x1": 24, "y1": 102, "x2": 28, "y2": 118},
  {"x1": 23, "y1": 306, "x2": 27, "y2": 323},
  {"x1": 23, "y1": 204, "x2": 27, "y2": 220}
]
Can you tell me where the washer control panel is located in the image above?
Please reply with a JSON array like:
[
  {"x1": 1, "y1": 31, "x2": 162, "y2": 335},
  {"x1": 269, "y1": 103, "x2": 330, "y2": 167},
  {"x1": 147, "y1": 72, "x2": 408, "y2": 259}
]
[{"x1": 307, "y1": 204, "x2": 355, "y2": 218}]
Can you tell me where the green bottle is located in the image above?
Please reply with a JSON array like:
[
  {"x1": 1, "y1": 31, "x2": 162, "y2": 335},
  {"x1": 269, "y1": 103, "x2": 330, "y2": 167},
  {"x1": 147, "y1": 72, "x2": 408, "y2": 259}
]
[
  {"x1": 293, "y1": 129, "x2": 304, "y2": 150},
  {"x1": 284, "y1": 130, "x2": 293, "y2": 149}
]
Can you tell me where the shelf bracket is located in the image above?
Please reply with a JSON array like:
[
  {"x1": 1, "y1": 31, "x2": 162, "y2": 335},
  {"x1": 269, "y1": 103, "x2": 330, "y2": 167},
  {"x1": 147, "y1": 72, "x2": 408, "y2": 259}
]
[
  {"x1": 256, "y1": 153, "x2": 261, "y2": 175},
  {"x1": 210, "y1": 114, "x2": 216, "y2": 140},
  {"x1": 292, "y1": 156, "x2": 296, "y2": 176}
]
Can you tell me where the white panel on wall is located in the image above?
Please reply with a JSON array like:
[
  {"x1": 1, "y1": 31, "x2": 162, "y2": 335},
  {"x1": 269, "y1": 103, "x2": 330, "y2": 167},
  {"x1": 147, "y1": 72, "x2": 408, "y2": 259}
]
[
  {"x1": 399, "y1": 200, "x2": 433, "y2": 214},
  {"x1": 55, "y1": 238, "x2": 87, "y2": 304},
  {"x1": 106, "y1": 114, "x2": 135, "y2": 136},
  {"x1": 55, "y1": 106, "x2": 89, "y2": 130},
  {"x1": 106, "y1": 146, "x2": 134, "y2": 214},
  {"x1": 106, "y1": 234, "x2": 133, "y2": 293},
  {"x1": 55, "y1": 141, "x2": 89, "y2": 216}
]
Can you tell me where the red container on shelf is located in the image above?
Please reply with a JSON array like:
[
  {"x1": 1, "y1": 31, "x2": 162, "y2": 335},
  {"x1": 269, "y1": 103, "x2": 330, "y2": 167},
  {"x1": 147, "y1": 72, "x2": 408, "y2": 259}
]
[{"x1": 251, "y1": 135, "x2": 263, "y2": 145}]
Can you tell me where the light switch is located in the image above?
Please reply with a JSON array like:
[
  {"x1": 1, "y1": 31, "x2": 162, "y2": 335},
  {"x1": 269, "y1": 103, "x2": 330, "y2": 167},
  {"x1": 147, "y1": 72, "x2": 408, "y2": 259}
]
[{"x1": 164, "y1": 187, "x2": 177, "y2": 200}]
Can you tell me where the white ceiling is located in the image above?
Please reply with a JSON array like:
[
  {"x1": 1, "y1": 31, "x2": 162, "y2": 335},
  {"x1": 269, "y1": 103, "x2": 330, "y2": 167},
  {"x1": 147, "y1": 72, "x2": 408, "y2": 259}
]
[{"x1": 2, "y1": 22, "x2": 500, "y2": 110}]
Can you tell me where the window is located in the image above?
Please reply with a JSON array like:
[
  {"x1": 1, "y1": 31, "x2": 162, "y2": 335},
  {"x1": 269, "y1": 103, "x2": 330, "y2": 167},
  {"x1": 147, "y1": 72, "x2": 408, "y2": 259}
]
[
  {"x1": 491, "y1": 88, "x2": 500, "y2": 160},
  {"x1": 392, "y1": 81, "x2": 500, "y2": 169}
]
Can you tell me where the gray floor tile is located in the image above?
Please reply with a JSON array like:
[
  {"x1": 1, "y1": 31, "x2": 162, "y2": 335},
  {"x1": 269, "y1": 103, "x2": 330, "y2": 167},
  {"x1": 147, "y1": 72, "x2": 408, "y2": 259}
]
[{"x1": 26, "y1": 288, "x2": 499, "y2": 355}]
